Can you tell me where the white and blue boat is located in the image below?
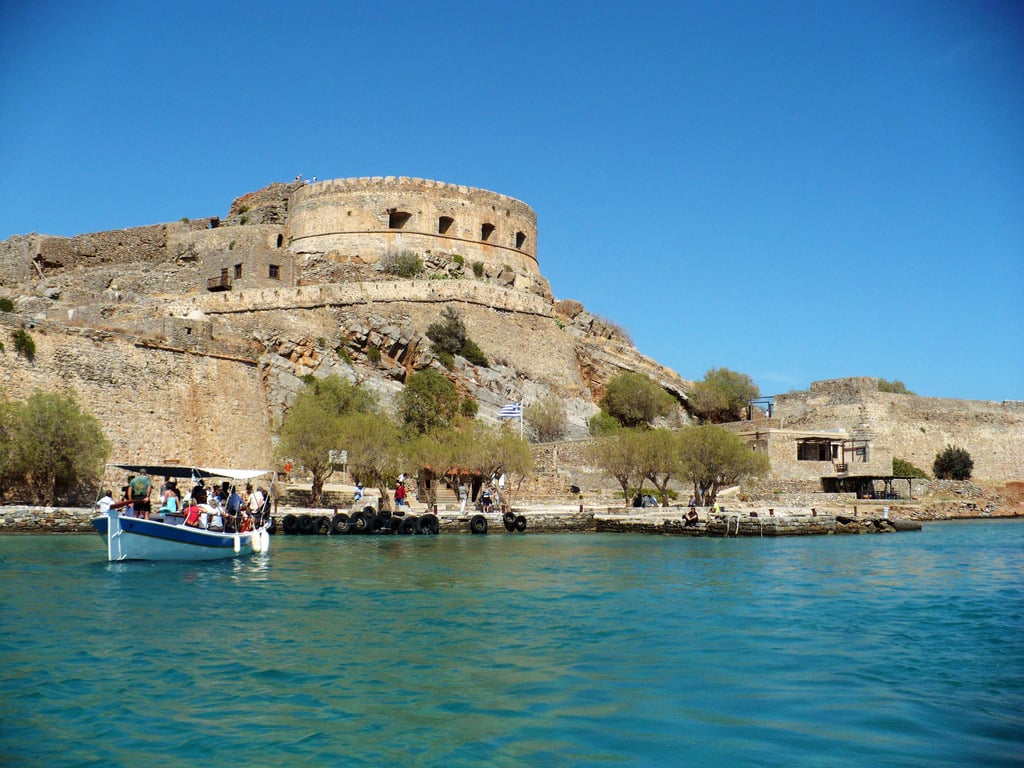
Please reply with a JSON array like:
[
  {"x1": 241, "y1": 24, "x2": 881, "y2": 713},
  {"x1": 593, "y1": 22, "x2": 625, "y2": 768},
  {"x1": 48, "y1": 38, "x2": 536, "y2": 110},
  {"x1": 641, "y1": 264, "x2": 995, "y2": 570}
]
[{"x1": 92, "y1": 464, "x2": 273, "y2": 562}]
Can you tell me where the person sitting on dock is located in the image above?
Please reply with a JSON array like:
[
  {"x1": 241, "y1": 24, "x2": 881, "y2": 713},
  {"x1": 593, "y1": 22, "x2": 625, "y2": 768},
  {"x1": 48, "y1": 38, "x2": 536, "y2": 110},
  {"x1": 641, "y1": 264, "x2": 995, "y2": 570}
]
[{"x1": 684, "y1": 507, "x2": 699, "y2": 528}]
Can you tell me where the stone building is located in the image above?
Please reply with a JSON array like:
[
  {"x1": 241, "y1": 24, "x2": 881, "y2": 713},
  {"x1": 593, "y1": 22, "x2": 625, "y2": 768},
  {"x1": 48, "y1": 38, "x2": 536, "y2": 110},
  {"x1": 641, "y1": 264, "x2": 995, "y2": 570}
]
[{"x1": 285, "y1": 177, "x2": 538, "y2": 277}]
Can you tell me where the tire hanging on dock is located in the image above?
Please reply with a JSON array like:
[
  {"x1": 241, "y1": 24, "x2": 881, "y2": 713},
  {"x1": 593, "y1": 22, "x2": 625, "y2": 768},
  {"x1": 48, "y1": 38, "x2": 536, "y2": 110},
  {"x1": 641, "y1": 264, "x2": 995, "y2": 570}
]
[
  {"x1": 418, "y1": 514, "x2": 439, "y2": 535},
  {"x1": 298, "y1": 514, "x2": 314, "y2": 535},
  {"x1": 331, "y1": 513, "x2": 350, "y2": 535},
  {"x1": 470, "y1": 515, "x2": 488, "y2": 534},
  {"x1": 399, "y1": 516, "x2": 420, "y2": 535},
  {"x1": 514, "y1": 515, "x2": 527, "y2": 532},
  {"x1": 282, "y1": 514, "x2": 299, "y2": 535}
]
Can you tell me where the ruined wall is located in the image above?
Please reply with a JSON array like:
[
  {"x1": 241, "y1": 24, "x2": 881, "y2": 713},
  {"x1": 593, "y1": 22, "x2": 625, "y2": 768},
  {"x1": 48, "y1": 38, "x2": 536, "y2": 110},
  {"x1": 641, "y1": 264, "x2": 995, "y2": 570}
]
[
  {"x1": 0, "y1": 318, "x2": 274, "y2": 475},
  {"x1": 774, "y1": 378, "x2": 1024, "y2": 480},
  {"x1": 285, "y1": 177, "x2": 539, "y2": 276}
]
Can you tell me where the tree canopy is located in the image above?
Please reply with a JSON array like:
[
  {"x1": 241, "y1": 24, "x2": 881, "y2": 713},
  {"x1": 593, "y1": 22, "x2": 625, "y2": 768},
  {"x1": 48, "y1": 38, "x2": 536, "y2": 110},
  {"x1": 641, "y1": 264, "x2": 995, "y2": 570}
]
[
  {"x1": 0, "y1": 390, "x2": 110, "y2": 504},
  {"x1": 677, "y1": 424, "x2": 769, "y2": 505},
  {"x1": 525, "y1": 396, "x2": 568, "y2": 442},
  {"x1": 933, "y1": 445, "x2": 973, "y2": 481},
  {"x1": 276, "y1": 375, "x2": 376, "y2": 505},
  {"x1": 398, "y1": 368, "x2": 460, "y2": 434},
  {"x1": 687, "y1": 368, "x2": 760, "y2": 423},
  {"x1": 599, "y1": 372, "x2": 674, "y2": 428}
]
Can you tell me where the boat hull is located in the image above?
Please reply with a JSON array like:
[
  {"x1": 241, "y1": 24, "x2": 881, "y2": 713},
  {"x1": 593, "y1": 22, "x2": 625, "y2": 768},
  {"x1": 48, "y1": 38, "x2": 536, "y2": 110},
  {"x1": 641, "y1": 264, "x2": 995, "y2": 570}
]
[{"x1": 92, "y1": 513, "x2": 267, "y2": 561}]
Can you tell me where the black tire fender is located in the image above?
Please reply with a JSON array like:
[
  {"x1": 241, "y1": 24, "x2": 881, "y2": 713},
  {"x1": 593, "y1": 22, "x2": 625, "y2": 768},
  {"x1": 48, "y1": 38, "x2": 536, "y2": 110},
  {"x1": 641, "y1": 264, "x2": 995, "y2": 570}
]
[
  {"x1": 297, "y1": 514, "x2": 314, "y2": 534},
  {"x1": 470, "y1": 514, "x2": 488, "y2": 534},
  {"x1": 331, "y1": 513, "x2": 350, "y2": 535},
  {"x1": 282, "y1": 514, "x2": 298, "y2": 534},
  {"x1": 400, "y1": 516, "x2": 420, "y2": 535},
  {"x1": 418, "y1": 513, "x2": 439, "y2": 535},
  {"x1": 514, "y1": 515, "x2": 527, "y2": 532}
]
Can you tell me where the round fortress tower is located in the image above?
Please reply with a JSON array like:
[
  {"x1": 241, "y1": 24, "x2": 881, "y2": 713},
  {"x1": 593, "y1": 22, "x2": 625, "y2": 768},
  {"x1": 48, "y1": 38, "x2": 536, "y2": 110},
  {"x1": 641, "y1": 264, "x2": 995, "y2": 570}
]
[{"x1": 286, "y1": 177, "x2": 539, "y2": 276}]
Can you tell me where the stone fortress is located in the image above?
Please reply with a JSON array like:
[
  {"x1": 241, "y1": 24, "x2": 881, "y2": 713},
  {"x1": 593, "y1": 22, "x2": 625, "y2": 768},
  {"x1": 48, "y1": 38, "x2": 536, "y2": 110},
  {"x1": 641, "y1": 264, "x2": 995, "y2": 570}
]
[{"x1": 0, "y1": 176, "x2": 1021, "y2": 500}]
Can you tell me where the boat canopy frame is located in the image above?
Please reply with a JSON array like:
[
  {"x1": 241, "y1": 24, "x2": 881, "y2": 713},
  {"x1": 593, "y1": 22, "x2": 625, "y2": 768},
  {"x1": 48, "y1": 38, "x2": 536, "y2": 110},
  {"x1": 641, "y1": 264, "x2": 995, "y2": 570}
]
[{"x1": 109, "y1": 464, "x2": 274, "y2": 482}]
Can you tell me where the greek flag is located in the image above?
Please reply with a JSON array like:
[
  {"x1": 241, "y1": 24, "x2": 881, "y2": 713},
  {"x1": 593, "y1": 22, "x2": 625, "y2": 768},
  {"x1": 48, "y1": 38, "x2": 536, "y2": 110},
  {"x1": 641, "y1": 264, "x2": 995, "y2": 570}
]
[{"x1": 498, "y1": 402, "x2": 523, "y2": 419}]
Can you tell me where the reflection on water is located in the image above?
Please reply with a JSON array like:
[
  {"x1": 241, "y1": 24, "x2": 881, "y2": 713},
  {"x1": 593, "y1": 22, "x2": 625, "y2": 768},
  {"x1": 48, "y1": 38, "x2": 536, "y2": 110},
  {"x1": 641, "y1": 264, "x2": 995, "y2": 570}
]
[{"x1": 1, "y1": 521, "x2": 1022, "y2": 767}]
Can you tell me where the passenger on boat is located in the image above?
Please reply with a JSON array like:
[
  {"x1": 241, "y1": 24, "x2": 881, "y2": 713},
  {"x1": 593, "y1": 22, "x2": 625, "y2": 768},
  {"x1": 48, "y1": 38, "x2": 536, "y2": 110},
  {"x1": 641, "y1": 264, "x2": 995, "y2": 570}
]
[
  {"x1": 129, "y1": 470, "x2": 153, "y2": 520},
  {"x1": 158, "y1": 485, "x2": 179, "y2": 517},
  {"x1": 191, "y1": 481, "x2": 208, "y2": 505},
  {"x1": 182, "y1": 501, "x2": 201, "y2": 527}
]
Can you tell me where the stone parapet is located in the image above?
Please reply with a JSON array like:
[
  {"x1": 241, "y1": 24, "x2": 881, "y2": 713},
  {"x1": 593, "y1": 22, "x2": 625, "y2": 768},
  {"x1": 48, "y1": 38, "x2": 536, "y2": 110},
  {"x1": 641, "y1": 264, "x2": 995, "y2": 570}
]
[{"x1": 286, "y1": 177, "x2": 539, "y2": 276}]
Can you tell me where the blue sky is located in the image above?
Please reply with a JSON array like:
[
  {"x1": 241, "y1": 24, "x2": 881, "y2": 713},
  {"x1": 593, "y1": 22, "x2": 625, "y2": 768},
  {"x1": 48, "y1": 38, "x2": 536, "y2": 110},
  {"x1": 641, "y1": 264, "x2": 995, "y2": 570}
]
[{"x1": 2, "y1": 1, "x2": 1021, "y2": 402}]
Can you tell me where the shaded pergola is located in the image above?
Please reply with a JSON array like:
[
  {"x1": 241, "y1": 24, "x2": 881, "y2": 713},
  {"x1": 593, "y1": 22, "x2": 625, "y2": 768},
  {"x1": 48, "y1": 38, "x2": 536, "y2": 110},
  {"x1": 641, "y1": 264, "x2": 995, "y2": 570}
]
[{"x1": 821, "y1": 474, "x2": 917, "y2": 500}]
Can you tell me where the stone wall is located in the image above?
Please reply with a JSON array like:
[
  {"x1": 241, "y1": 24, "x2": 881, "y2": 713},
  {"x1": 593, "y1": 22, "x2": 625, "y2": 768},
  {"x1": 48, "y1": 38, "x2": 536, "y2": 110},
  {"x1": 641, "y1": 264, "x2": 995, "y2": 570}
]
[
  {"x1": 774, "y1": 378, "x2": 1024, "y2": 480},
  {"x1": 0, "y1": 317, "x2": 274, "y2": 483},
  {"x1": 285, "y1": 177, "x2": 539, "y2": 277}
]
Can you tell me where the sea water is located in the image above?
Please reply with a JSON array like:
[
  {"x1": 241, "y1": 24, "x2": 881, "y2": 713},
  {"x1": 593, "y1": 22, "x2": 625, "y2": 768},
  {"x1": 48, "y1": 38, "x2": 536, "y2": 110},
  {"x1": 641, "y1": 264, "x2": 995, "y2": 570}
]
[{"x1": 0, "y1": 521, "x2": 1021, "y2": 767}]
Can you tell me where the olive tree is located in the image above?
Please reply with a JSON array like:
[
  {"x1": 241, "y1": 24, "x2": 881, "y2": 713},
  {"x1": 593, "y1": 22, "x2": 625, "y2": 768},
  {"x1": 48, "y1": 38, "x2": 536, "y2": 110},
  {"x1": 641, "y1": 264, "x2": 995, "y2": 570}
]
[
  {"x1": 677, "y1": 424, "x2": 769, "y2": 505},
  {"x1": 600, "y1": 372, "x2": 674, "y2": 428},
  {"x1": 638, "y1": 428, "x2": 685, "y2": 506},
  {"x1": 525, "y1": 396, "x2": 568, "y2": 442},
  {"x1": 338, "y1": 411, "x2": 403, "y2": 511},
  {"x1": 587, "y1": 429, "x2": 648, "y2": 506},
  {"x1": 4, "y1": 391, "x2": 110, "y2": 504},
  {"x1": 276, "y1": 375, "x2": 376, "y2": 505},
  {"x1": 688, "y1": 368, "x2": 760, "y2": 423},
  {"x1": 398, "y1": 368, "x2": 460, "y2": 434},
  {"x1": 458, "y1": 422, "x2": 534, "y2": 510}
]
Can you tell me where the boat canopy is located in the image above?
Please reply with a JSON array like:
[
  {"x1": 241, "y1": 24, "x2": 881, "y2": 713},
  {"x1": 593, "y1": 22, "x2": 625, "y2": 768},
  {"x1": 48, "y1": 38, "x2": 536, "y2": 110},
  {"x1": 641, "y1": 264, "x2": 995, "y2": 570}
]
[{"x1": 109, "y1": 464, "x2": 273, "y2": 482}]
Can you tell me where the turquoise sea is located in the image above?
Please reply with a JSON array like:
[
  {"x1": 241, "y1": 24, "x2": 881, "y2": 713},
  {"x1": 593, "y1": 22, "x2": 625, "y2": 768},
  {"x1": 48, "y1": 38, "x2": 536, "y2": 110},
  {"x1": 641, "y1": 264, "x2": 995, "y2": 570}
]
[{"x1": 1, "y1": 521, "x2": 1022, "y2": 767}]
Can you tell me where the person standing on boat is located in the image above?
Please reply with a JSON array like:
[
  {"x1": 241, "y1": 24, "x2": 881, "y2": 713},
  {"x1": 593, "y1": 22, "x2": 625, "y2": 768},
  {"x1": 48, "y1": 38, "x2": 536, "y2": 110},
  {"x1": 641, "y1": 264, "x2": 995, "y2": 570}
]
[{"x1": 129, "y1": 470, "x2": 153, "y2": 520}]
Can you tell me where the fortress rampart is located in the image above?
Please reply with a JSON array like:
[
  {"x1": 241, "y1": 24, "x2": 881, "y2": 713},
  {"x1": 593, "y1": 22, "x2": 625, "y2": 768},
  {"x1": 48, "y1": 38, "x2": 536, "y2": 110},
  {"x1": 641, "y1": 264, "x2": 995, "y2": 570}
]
[
  {"x1": 285, "y1": 177, "x2": 539, "y2": 276},
  {"x1": 774, "y1": 377, "x2": 1024, "y2": 480}
]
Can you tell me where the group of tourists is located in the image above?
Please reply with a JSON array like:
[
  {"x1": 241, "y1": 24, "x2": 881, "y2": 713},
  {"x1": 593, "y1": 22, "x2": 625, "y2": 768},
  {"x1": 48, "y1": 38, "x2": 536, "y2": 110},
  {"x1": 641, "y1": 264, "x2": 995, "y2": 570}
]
[{"x1": 96, "y1": 470, "x2": 269, "y2": 532}]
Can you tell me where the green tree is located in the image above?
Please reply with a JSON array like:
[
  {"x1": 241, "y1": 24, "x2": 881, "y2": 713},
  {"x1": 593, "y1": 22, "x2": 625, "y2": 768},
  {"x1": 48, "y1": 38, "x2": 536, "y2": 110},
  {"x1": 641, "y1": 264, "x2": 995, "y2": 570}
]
[
  {"x1": 458, "y1": 422, "x2": 534, "y2": 510},
  {"x1": 276, "y1": 376, "x2": 376, "y2": 505},
  {"x1": 600, "y1": 373, "x2": 674, "y2": 428},
  {"x1": 638, "y1": 428, "x2": 685, "y2": 506},
  {"x1": 933, "y1": 445, "x2": 973, "y2": 481},
  {"x1": 893, "y1": 457, "x2": 928, "y2": 478},
  {"x1": 587, "y1": 429, "x2": 648, "y2": 506},
  {"x1": 677, "y1": 424, "x2": 769, "y2": 505},
  {"x1": 338, "y1": 411, "x2": 403, "y2": 511},
  {"x1": 398, "y1": 368, "x2": 460, "y2": 434},
  {"x1": 5, "y1": 391, "x2": 110, "y2": 504},
  {"x1": 12, "y1": 329, "x2": 35, "y2": 361},
  {"x1": 878, "y1": 378, "x2": 913, "y2": 394},
  {"x1": 426, "y1": 307, "x2": 488, "y2": 366},
  {"x1": 588, "y1": 410, "x2": 620, "y2": 436},
  {"x1": 408, "y1": 427, "x2": 460, "y2": 507},
  {"x1": 525, "y1": 396, "x2": 568, "y2": 442},
  {"x1": 688, "y1": 368, "x2": 760, "y2": 423}
]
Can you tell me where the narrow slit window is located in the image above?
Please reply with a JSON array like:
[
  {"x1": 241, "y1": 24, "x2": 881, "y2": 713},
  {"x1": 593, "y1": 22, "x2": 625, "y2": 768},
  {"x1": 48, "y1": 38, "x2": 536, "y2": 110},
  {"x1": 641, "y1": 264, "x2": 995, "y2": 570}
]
[
  {"x1": 438, "y1": 216, "x2": 454, "y2": 234},
  {"x1": 481, "y1": 223, "x2": 495, "y2": 241},
  {"x1": 234, "y1": 263, "x2": 242, "y2": 279},
  {"x1": 515, "y1": 231, "x2": 527, "y2": 249},
  {"x1": 276, "y1": 234, "x2": 284, "y2": 248}
]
